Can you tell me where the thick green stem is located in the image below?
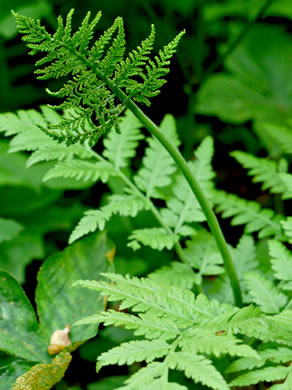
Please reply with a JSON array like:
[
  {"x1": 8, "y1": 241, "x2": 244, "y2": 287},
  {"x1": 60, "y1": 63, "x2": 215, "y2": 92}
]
[{"x1": 76, "y1": 54, "x2": 243, "y2": 307}]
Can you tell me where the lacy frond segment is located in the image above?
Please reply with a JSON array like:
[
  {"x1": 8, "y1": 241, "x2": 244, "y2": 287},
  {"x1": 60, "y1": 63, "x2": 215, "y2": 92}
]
[{"x1": 13, "y1": 9, "x2": 185, "y2": 146}]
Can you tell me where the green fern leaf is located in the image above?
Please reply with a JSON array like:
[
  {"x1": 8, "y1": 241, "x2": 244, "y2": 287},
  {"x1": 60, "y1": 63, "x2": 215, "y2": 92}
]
[
  {"x1": 231, "y1": 151, "x2": 288, "y2": 197},
  {"x1": 115, "y1": 362, "x2": 166, "y2": 389},
  {"x1": 263, "y1": 123, "x2": 292, "y2": 155},
  {"x1": 281, "y1": 217, "x2": 292, "y2": 244},
  {"x1": 230, "y1": 365, "x2": 289, "y2": 387},
  {"x1": 180, "y1": 328, "x2": 257, "y2": 358},
  {"x1": 227, "y1": 347, "x2": 292, "y2": 373},
  {"x1": 232, "y1": 235, "x2": 258, "y2": 278},
  {"x1": 27, "y1": 143, "x2": 95, "y2": 167},
  {"x1": 243, "y1": 272, "x2": 287, "y2": 314},
  {"x1": 14, "y1": 10, "x2": 184, "y2": 145},
  {"x1": 167, "y1": 352, "x2": 229, "y2": 390},
  {"x1": 75, "y1": 310, "x2": 180, "y2": 341},
  {"x1": 269, "y1": 240, "x2": 292, "y2": 290},
  {"x1": 214, "y1": 190, "x2": 283, "y2": 238},
  {"x1": 102, "y1": 110, "x2": 143, "y2": 169},
  {"x1": 74, "y1": 273, "x2": 200, "y2": 327},
  {"x1": 97, "y1": 339, "x2": 170, "y2": 368},
  {"x1": 241, "y1": 310, "x2": 292, "y2": 346},
  {"x1": 183, "y1": 230, "x2": 224, "y2": 284},
  {"x1": 128, "y1": 227, "x2": 179, "y2": 250},
  {"x1": 161, "y1": 136, "x2": 215, "y2": 234},
  {"x1": 134, "y1": 115, "x2": 179, "y2": 199},
  {"x1": 69, "y1": 194, "x2": 149, "y2": 243},
  {"x1": 43, "y1": 160, "x2": 116, "y2": 183},
  {"x1": 269, "y1": 365, "x2": 292, "y2": 390},
  {"x1": 148, "y1": 262, "x2": 200, "y2": 289},
  {"x1": 279, "y1": 173, "x2": 292, "y2": 199}
]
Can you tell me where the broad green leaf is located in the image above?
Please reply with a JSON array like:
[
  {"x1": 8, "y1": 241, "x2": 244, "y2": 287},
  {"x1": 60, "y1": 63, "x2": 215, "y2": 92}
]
[
  {"x1": 36, "y1": 233, "x2": 114, "y2": 344},
  {"x1": 13, "y1": 351, "x2": 71, "y2": 390},
  {"x1": 197, "y1": 25, "x2": 292, "y2": 125},
  {"x1": 0, "y1": 271, "x2": 48, "y2": 362}
]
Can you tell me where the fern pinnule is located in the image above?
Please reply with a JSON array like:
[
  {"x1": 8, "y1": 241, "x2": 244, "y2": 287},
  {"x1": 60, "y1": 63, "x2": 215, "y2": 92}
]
[
  {"x1": 231, "y1": 150, "x2": 288, "y2": 197},
  {"x1": 69, "y1": 194, "x2": 149, "y2": 244},
  {"x1": 230, "y1": 365, "x2": 290, "y2": 387},
  {"x1": 43, "y1": 160, "x2": 116, "y2": 183},
  {"x1": 226, "y1": 347, "x2": 292, "y2": 373},
  {"x1": 167, "y1": 352, "x2": 229, "y2": 390},
  {"x1": 243, "y1": 272, "x2": 287, "y2": 314},
  {"x1": 161, "y1": 136, "x2": 215, "y2": 234},
  {"x1": 281, "y1": 217, "x2": 292, "y2": 244},
  {"x1": 268, "y1": 240, "x2": 292, "y2": 288},
  {"x1": 128, "y1": 227, "x2": 179, "y2": 251},
  {"x1": 214, "y1": 190, "x2": 284, "y2": 238}
]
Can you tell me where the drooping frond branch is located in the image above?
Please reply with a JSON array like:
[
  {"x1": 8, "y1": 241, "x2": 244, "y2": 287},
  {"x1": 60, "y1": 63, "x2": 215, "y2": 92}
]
[{"x1": 13, "y1": 9, "x2": 184, "y2": 146}]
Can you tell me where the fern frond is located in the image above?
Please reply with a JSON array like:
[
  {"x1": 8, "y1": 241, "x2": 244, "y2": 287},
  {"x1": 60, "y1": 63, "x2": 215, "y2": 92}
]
[
  {"x1": 102, "y1": 110, "x2": 143, "y2": 169},
  {"x1": 130, "y1": 30, "x2": 185, "y2": 106},
  {"x1": 232, "y1": 235, "x2": 258, "y2": 278},
  {"x1": 75, "y1": 310, "x2": 180, "y2": 341},
  {"x1": 167, "y1": 352, "x2": 229, "y2": 390},
  {"x1": 227, "y1": 347, "x2": 292, "y2": 373},
  {"x1": 263, "y1": 122, "x2": 292, "y2": 155},
  {"x1": 134, "y1": 115, "x2": 179, "y2": 199},
  {"x1": 97, "y1": 339, "x2": 170, "y2": 368},
  {"x1": 74, "y1": 274, "x2": 258, "y2": 330},
  {"x1": 0, "y1": 108, "x2": 45, "y2": 137},
  {"x1": 214, "y1": 190, "x2": 283, "y2": 238},
  {"x1": 231, "y1": 151, "x2": 288, "y2": 197},
  {"x1": 128, "y1": 227, "x2": 179, "y2": 250},
  {"x1": 243, "y1": 272, "x2": 287, "y2": 314},
  {"x1": 180, "y1": 328, "x2": 257, "y2": 358},
  {"x1": 115, "y1": 362, "x2": 166, "y2": 389},
  {"x1": 242, "y1": 310, "x2": 292, "y2": 346},
  {"x1": 69, "y1": 194, "x2": 149, "y2": 243},
  {"x1": 161, "y1": 137, "x2": 215, "y2": 234},
  {"x1": 280, "y1": 173, "x2": 292, "y2": 199},
  {"x1": 43, "y1": 160, "x2": 116, "y2": 183},
  {"x1": 281, "y1": 217, "x2": 292, "y2": 244},
  {"x1": 269, "y1": 240, "x2": 292, "y2": 289},
  {"x1": 27, "y1": 143, "x2": 95, "y2": 167},
  {"x1": 183, "y1": 230, "x2": 224, "y2": 283},
  {"x1": 230, "y1": 365, "x2": 289, "y2": 387},
  {"x1": 14, "y1": 10, "x2": 184, "y2": 145},
  {"x1": 114, "y1": 25, "x2": 155, "y2": 88},
  {"x1": 148, "y1": 262, "x2": 199, "y2": 289},
  {"x1": 74, "y1": 274, "x2": 201, "y2": 326}
]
